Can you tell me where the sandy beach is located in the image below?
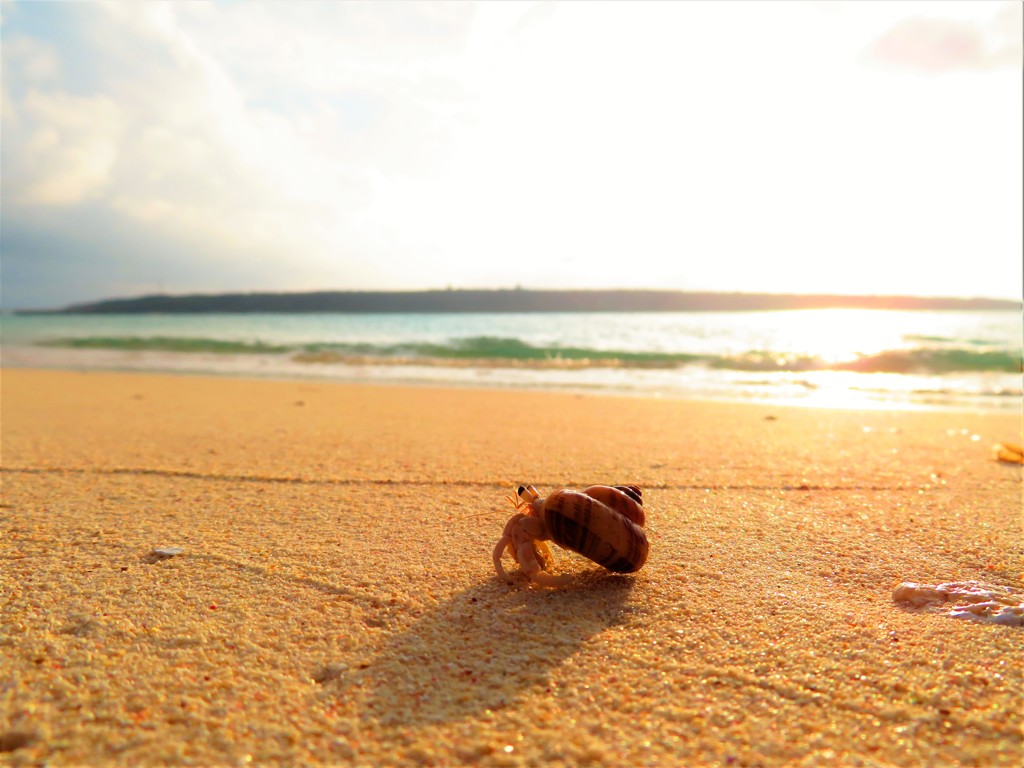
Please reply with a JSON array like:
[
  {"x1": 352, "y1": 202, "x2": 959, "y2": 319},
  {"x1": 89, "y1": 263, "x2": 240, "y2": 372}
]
[{"x1": 1, "y1": 368, "x2": 1021, "y2": 766}]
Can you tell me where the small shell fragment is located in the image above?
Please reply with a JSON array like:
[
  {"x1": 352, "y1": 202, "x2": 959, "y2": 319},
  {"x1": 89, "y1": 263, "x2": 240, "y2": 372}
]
[
  {"x1": 893, "y1": 580, "x2": 1024, "y2": 626},
  {"x1": 151, "y1": 547, "x2": 184, "y2": 558},
  {"x1": 993, "y1": 442, "x2": 1024, "y2": 464}
]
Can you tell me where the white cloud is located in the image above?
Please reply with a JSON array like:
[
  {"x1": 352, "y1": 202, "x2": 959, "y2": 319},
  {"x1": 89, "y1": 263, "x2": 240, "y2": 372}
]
[
  {"x1": 866, "y1": 1, "x2": 1022, "y2": 72},
  {"x1": 1, "y1": 35, "x2": 61, "y2": 83},
  {"x1": 13, "y1": 90, "x2": 123, "y2": 205}
]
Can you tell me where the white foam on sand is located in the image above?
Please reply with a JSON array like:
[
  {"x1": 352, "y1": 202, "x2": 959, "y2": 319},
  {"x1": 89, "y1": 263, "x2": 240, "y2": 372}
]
[{"x1": 893, "y1": 580, "x2": 1024, "y2": 626}]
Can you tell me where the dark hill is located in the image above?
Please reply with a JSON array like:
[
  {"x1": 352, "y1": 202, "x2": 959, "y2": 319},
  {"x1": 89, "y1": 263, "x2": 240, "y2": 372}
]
[{"x1": 28, "y1": 289, "x2": 1022, "y2": 314}]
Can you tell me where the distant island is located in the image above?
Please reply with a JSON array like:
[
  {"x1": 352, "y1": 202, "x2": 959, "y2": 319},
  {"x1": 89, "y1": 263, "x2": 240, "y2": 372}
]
[{"x1": 23, "y1": 289, "x2": 1021, "y2": 314}]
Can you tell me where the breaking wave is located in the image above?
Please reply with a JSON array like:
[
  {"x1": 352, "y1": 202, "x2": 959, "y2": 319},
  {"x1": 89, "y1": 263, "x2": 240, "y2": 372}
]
[{"x1": 38, "y1": 335, "x2": 1022, "y2": 374}]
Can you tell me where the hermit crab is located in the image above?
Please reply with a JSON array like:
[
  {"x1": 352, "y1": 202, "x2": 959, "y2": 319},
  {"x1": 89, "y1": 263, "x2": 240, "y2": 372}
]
[{"x1": 493, "y1": 484, "x2": 650, "y2": 587}]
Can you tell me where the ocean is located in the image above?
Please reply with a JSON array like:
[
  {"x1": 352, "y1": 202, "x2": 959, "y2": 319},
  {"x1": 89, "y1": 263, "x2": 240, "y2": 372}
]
[{"x1": 2, "y1": 309, "x2": 1020, "y2": 411}]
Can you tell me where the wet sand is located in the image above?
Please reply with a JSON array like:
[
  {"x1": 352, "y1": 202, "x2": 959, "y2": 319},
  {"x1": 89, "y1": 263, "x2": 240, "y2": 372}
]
[{"x1": 1, "y1": 368, "x2": 1021, "y2": 766}]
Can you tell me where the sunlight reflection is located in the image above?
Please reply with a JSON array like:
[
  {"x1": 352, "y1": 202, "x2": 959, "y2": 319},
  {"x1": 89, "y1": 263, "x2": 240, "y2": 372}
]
[{"x1": 752, "y1": 309, "x2": 928, "y2": 365}]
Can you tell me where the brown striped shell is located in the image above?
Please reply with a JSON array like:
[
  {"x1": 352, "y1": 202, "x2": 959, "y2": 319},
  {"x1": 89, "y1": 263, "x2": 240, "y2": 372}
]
[
  {"x1": 581, "y1": 484, "x2": 645, "y2": 526},
  {"x1": 538, "y1": 487, "x2": 649, "y2": 573}
]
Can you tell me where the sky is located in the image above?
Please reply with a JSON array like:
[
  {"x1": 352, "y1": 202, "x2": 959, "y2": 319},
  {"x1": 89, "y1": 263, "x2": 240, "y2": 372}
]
[{"x1": 1, "y1": 0, "x2": 1021, "y2": 310}]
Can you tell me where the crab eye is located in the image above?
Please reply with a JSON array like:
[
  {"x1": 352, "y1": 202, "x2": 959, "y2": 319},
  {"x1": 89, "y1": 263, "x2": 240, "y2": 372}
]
[{"x1": 517, "y1": 485, "x2": 527, "y2": 497}]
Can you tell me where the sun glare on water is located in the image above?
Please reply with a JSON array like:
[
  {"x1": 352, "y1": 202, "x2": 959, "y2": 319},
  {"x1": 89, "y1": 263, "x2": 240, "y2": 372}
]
[
  {"x1": 720, "y1": 309, "x2": 1016, "y2": 412},
  {"x1": 771, "y1": 310, "x2": 916, "y2": 365}
]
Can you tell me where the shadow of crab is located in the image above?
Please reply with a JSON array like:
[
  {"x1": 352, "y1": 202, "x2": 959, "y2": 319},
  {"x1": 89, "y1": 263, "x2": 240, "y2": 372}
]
[{"x1": 324, "y1": 570, "x2": 637, "y2": 728}]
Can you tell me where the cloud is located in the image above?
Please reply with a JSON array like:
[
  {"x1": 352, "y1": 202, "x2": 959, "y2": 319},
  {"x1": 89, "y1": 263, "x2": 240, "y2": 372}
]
[
  {"x1": 10, "y1": 90, "x2": 123, "y2": 205},
  {"x1": 0, "y1": 35, "x2": 60, "y2": 83},
  {"x1": 867, "y1": 3, "x2": 1022, "y2": 72},
  {"x1": 1, "y1": 2, "x2": 476, "y2": 225},
  {"x1": 1, "y1": 30, "x2": 123, "y2": 206},
  {"x1": 1, "y1": 1, "x2": 475, "y2": 306}
]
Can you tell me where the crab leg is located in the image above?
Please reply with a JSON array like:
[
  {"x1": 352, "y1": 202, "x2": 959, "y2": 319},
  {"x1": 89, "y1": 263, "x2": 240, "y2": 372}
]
[{"x1": 492, "y1": 514, "x2": 523, "y2": 580}]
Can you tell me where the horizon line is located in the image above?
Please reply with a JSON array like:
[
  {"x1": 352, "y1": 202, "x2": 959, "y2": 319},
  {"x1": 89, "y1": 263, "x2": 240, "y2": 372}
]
[{"x1": 12, "y1": 287, "x2": 1020, "y2": 315}]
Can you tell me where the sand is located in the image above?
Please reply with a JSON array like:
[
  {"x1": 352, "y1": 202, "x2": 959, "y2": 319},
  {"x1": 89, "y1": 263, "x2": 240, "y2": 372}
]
[{"x1": 1, "y1": 368, "x2": 1021, "y2": 767}]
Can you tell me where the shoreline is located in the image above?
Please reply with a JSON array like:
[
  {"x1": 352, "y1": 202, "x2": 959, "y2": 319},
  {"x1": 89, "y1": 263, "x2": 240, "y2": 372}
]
[
  {"x1": 1, "y1": 349, "x2": 1019, "y2": 415},
  {"x1": 6, "y1": 306, "x2": 1019, "y2": 416},
  {"x1": 2, "y1": 368, "x2": 1021, "y2": 766}
]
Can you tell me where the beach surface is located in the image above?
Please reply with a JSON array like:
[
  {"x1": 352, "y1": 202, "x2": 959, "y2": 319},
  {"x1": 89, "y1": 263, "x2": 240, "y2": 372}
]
[{"x1": 2, "y1": 368, "x2": 1021, "y2": 767}]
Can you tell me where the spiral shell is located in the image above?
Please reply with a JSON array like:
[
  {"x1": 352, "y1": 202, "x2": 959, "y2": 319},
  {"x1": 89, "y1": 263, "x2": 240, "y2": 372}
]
[
  {"x1": 582, "y1": 484, "x2": 645, "y2": 526},
  {"x1": 539, "y1": 488, "x2": 649, "y2": 573}
]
